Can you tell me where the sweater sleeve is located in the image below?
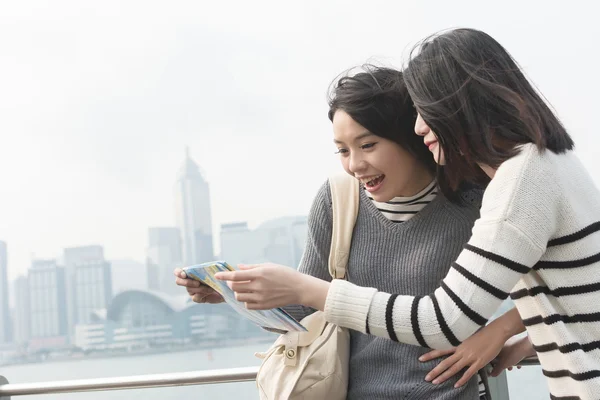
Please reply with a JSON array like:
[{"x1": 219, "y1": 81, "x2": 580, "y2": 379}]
[
  {"x1": 282, "y1": 180, "x2": 333, "y2": 321},
  {"x1": 324, "y1": 145, "x2": 559, "y2": 349}
]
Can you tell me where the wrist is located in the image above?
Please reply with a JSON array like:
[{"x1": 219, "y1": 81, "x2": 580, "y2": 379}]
[
  {"x1": 297, "y1": 274, "x2": 330, "y2": 311},
  {"x1": 518, "y1": 335, "x2": 536, "y2": 357},
  {"x1": 499, "y1": 321, "x2": 518, "y2": 342},
  {"x1": 494, "y1": 308, "x2": 526, "y2": 341},
  {"x1": 295, "y1": 273, "x2": 307, "y2": 305}
]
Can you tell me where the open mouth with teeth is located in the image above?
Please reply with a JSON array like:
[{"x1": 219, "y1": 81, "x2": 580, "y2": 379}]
[{"x1": 360, "y1": 174, "x2": 385, "y2": 191}]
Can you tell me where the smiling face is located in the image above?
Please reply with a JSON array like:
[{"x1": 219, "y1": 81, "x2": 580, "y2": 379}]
[
  {"x1": 414, "y1": 113, "x2": 446, "y2": 165},
  {"x1": 332, "y1": 110, "x2": 433, "y2": 202}
]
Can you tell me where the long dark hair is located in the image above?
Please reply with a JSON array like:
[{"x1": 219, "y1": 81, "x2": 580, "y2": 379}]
[
  {"x1": 328, "y1": 65, "x2": 436, "y2": 176},
  {"x1": 404, "y1": 28, "x2": 574, "y2": 194}
]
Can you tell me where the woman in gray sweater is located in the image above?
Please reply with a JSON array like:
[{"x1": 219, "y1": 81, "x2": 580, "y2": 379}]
[{"x1": 176, "y1": 65, "x2": 486, "y2": 399}]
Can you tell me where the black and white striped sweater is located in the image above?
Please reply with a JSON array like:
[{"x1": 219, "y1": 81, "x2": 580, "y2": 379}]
[{"x1": 324, "y1": 143, "x2": 600, "y2": 400}]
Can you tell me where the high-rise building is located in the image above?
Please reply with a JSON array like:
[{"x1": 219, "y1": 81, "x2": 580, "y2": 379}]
[
  {"x1": 13, "y1": 275, "x2": 30, "y2": 345},
  {"x1": 175, "y1": 148, "x2": 214, "y2": 266},
  {"x1": 0, "y1": 241, "x2": 11, "y2": 343},
  {"x1": 220, "y1": 216, "x2": 308, "y2": 268},
  {"x1": 146, "y1": 227, "x2": 182, "y2": 294},
  {"x1": 64, "y1": 246, "x2": 112, "y2": 330},
  {"x1": 74, "y1": 262, "x2": 112, "y2": 326},
  {"x1": 28, "y1": 259, "x2": 68, "y2": 349}
]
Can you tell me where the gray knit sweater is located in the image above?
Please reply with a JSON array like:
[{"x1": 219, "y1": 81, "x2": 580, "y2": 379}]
[{"x1": 285, "y1": 181, "x2": 483, "y2": 400}]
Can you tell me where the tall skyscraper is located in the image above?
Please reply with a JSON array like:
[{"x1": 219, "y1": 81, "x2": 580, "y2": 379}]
[
  {"x1": 64, "y1": 246, "x2": 112, "y2": 330},
  {"x1": 0, "y1": 241, "x2": 11, "y2": 343},
  {"x1": 13, "y1": 275, "x2": 30, "y2": 345},
  {"x1": 175, "y1": 148, "x2": 214, "y2": 266},
  {"x1": 28, "y1": 259, "x2": 68, "y2": 348},
  {"x1": 146, "y1": 227, "x2": 182, "y2": 294}
]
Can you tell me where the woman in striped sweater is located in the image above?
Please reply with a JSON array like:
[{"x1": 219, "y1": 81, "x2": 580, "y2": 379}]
[{"x1": 216, "y1": 29, "x2": 600, "y2": 399}]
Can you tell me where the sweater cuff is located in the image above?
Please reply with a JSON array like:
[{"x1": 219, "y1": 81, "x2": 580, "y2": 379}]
[{"x1": 324, "y1": 279, "x2": 378, "y2": 333}]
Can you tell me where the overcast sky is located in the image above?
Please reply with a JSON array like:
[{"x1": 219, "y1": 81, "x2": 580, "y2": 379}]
[{"x1": 1, "y1": 0, "x2": 598, "y2": 280}]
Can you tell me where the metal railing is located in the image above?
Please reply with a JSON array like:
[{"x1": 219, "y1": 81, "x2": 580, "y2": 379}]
[
  {"x1": 0, "y1": 366, "x2": 259, "y2": 399},
  {"x1": 0, "y1": 359, "x2": 539, "y2": 399}
]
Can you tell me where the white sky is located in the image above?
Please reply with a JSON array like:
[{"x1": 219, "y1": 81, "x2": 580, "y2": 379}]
[{"x1": 1, "y1": 0, "x2": 598, "y2": 281}]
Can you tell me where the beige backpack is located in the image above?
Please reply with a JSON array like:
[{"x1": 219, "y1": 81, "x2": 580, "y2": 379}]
[{"x1": 255, "y1": 173, "x2": 360, "y2": 400}]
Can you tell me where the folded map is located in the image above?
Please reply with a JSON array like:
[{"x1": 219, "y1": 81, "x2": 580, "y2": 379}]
[{"x1": 182, "y1": 261, "x2": 307, "y2": 334}]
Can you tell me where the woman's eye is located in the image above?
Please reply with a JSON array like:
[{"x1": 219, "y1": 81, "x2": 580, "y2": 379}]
[
  {"x1": 361, "y1": 143, "x2": 376, "y2": 150},
  {"x1": 334, "y1": 148, "x2": 349, "y2": 155}
]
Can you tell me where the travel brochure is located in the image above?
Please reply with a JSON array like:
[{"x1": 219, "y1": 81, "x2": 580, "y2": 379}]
[{"x1": 182, "y1": 261, "x2": 307, "y2": 334}]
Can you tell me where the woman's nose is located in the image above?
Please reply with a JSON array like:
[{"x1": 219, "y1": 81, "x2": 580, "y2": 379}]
[
  {"x1": 348, "y1": 153, "x2": 366, "y2": 174},
  {"x1": 414, "y1": 113, "x2": 429, "y2": 137}
]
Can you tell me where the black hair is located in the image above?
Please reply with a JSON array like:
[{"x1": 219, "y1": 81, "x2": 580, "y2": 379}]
[
  {"x1": 404, "y1": 28, "x2": 574, "y2": 194},
  {"x1": 328, "y1": 65, "x2": 436, "y2": 176}
]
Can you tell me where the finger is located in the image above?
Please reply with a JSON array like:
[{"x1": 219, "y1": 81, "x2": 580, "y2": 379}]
[
  {"x1": 230, "y1": 281, "x2": 256, "y2": 293},
  {"x1": 491, "y1": 363, "x2": 508, "y2": 377},
  {"x1": 238, "y1": 264, "x2": 259, "y2": 270},
  {"x1": 245, "y1": 301, "x2": 270, "y2": 310},
  {"x1": 214, "y1": 270, "x2": 258, "y2": 281},
  {"x1": 187, "y1": 286, "x2": 214, "y2": 296},
  {"x1": 455, "y1": 364, "x2": 480, "y2": 388},
  {"x1": 192, "y1": 291, "x2": 224, "y2": 303},
  {"x1": 192, "y1": 293, "x2": 207, "y2": 303},
  {"x1": 175, "y1": 277, "x2": 200, "y2": 288},
  {"x1": 419, "y1": 348, "x2": 456, "y2": 362},
  {"x1": 235, "y1": 292, "x2": 258, "y2": 303},
  {"x1": 432, "y1": 358, "x2": 468, "y2": 385},
  {"x1": 491, "y1": 353, "x2": 520, "y2": 377},
  {"x1": 173, "y1": 268, "x2": 187, "y2": 278},
  {"x1": 205, "y1": 293, "x2": 224, "y2": 303},
  {"x1": 425, "y1": 353, "x2": 460, "y2": 381}
]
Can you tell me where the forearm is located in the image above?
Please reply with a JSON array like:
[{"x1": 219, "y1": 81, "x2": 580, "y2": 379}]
[
  {"x1": 488, "y1": 307, "x2": 526, "y2": 341},
  {"x1": 298, "y1": 279, "x2": 525, "y2": 349},
  {"x1": 296, "y1": 277, "x2": 525, "y2": 337}
]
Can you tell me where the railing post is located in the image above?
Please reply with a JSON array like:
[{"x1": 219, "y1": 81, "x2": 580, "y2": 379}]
[
  {"x1": 487, "y1": 371, "x2": 509, "y2": 400},
  {"x1": 0, "y1": 375, "x2": 10, "y2": 400}
]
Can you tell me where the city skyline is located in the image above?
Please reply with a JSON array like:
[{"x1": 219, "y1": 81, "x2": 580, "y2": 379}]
[
  {"x1": 0, "y1": 144, "x2": 311, "y2": 354},
  {"x1": 2, "y1": 212, "x2": 309, "y2": 355}
]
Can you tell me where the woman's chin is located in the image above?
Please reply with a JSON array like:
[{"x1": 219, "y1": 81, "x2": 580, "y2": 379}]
[
  {"x1": 370, "y1": 190, "x2": 394, "y2": 203},
  {"x1": 433, "y1": 155, "x2": 446, "y2": 165}
]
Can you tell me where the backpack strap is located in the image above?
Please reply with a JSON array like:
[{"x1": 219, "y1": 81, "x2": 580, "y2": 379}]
[{"x1": 328, "y1": 173, "x2": 360, "y2": 280}]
